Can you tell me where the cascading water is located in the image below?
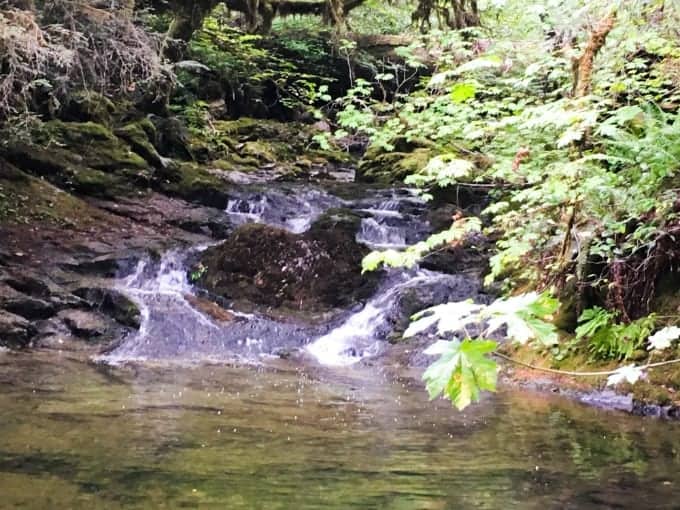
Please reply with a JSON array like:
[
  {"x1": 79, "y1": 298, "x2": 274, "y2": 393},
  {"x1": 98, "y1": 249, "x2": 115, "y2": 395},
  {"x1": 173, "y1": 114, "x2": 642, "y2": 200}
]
[
  {"x1": 306, "y1": 270, "x2": 479, "y2": 366},
  {"x1": 101, "y1": 249, "x2": 221, "y2": 363},
  {"x1": 104, "y1": 182, "x2": 480, "y2": 367},
  {"x1": 225, "y1": 186, "x2": 343, "y2": 234},
  {"x1": 355, "y1": 190, "x2": 430, "y2": 249},
  {"x1": 102, "y1": 248, "x2": 312, "y2": 363}
]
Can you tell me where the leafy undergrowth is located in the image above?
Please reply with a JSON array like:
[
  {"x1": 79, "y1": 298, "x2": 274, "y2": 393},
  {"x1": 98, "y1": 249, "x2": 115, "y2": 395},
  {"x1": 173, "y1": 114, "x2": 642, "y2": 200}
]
[{"x1": 348, "y1": 1, "x2": 680, "y2": 411}]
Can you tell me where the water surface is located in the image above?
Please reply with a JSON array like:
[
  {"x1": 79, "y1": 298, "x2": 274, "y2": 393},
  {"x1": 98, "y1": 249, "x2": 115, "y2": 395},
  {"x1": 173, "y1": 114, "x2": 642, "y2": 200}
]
[{"x1": 1, "y1": 351, "x2": 679, "y2": 509}]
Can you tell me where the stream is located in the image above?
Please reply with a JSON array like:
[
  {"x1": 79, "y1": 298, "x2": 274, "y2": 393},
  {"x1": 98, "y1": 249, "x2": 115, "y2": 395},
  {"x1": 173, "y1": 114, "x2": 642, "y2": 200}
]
[
  {"x1": 2, "y1": 179, "x2": 680, "y2": 508},
  {"x1": 2, "y1": 353, "x2": 680, "y2": 509}
]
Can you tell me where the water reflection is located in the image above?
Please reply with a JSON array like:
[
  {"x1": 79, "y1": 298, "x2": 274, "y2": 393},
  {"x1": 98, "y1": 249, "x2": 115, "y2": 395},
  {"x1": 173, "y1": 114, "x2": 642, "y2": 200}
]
[{"x1": 0, "y1": 352, "x2": 679, "y2": 509}]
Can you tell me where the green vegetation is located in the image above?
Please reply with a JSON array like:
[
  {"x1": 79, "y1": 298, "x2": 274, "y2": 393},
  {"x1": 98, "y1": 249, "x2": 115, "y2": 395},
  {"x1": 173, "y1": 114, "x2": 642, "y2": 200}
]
[{"x1": 336, "y1": 0, "x2": 680, "y2": 408}]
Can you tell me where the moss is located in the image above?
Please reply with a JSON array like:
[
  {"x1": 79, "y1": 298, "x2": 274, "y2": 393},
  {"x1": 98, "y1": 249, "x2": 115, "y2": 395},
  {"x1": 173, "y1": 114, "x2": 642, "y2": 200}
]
[
  {"x1": 357, "y1": 148, "x2": 432, "y2": 184},
  {"x1": 69, "y1": 167, "x2": 127, "y2": 197},
  {"x1": 630, "y1": 382, "x2": 674, "y2": 406},
  {"x1": 0, "y1": 169, "x2": 119, "y2": 227},
  {"x1": 501, "y1": 336, "x2": 680, "y2": 408},
  {"x1": 161, "y1": 162, "x2": 231, "y2": 208},
  {"x1": 114, "y1": 122, "x2": 164, "y2": 167},
  {"x1": 46, "y1": 120, "x2": 116, "y2": 142},
  {"x1": 44, "y1": 121, "x2": 149, "y2": 172},
  {"x1": 211, "y1": 118, "x2": 284, "y2": 139},
  {"x1": 60, "y1": 91, "x2": 117, "y2": 125},
  {"x1": 240, "y1": 140, "x2": 279, "y2": 163}
]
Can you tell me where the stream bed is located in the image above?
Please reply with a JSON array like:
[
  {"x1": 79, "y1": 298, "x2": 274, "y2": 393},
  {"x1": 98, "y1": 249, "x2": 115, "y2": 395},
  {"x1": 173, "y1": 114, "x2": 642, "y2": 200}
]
[
  {"x1": 2, "y1": 178, "x2": 680, "y2": 509},
  {"x1": 2, "y1": 352, "x2": 680, "y2": 509}
]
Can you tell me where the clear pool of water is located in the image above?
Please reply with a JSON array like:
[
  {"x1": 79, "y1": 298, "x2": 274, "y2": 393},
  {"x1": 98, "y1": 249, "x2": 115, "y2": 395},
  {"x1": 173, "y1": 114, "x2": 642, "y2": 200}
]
[{"x1": 1, "y1": 351, "x2": 679, "y2": 509}]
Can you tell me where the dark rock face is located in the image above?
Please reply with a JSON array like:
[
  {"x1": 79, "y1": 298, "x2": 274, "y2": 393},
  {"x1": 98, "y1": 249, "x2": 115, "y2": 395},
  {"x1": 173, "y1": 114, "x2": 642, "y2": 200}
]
[
  {"x1": 3, "y1": 296, "x2": 55, "y2": 321},
  {"x1": 74, "y1": 287, "x2": 142, "y2": 329},
  {"x1": 61, "y1": 253, "x2": 141, "y2": 279},
  {"x1": 197, "y1": 211, "x2": 380, "y2": 312}
]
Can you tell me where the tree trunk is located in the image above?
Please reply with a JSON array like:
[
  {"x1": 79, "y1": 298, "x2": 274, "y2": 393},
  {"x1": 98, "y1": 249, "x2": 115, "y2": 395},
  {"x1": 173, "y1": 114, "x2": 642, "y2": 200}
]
[
  {"x1": 572, "y1": 13, "x2": 616, "y2": 97},
  {"x1": 413, "y1": 0, "x2": 481, "y2": 32}
]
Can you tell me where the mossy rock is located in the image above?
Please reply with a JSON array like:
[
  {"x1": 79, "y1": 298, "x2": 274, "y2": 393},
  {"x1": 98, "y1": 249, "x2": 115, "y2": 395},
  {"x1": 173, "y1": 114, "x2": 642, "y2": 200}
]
[
  {"x1": 357, "y1": 147, "x2": 432, "y2": 184},
  {"x1": 1, "y1": 119, "x2": 156, "y2": 199},
  {"x1": 160, "y1": 162, "x2": 232, "y2": 208},
  {"x1": 240, "y1": 141, "x2": 279, "y2": 163},
  {"x1": 3, "y1": 142, "x2": 129, "y2": 198},
  {"x1": 70, "y1": 167, "x2": 128, "y2": 197},
  {"x1": 44, "y1": 121, "x2": 149, "y2": 172},
  {"x1": 196, "y1": 215, "x2": 379, "y2": 313},
  {"x1": 114, "y1": 121, "x2": 165, "y2": 168},
  {"x1": 308, "y1": 208, "x2": 364, "y2": 237},
  {"x1": 212, "y1": 118, "x2": 286, "y2": 140},
  {"x1": 60, "y1": 91, "x2": 117, "y2": 125}
]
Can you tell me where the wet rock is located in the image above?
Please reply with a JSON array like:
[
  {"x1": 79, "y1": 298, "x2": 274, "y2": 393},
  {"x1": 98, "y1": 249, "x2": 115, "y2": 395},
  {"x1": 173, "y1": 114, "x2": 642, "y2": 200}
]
[
  {"x1": 34, "y1": 317, "x2": 70, "y2": 339},
  {"x1": 0, "y1": 281, "x2": 25, "y2": 303},
  {"x1": 578, "y1": 390, "x2": 634, "y2": 413},
  {"x1": 0, "y1": 310, "x2": 35, "y2": 347},
  {"x1": 3, "y1": 273, "x2": 51, "y2": 298},
  {"x1": 73, "y1": 287, "x2": 142, "y2": 329},
  {"x1": 392, "y1": 274, "x2": 485, "y2": 331},
  {"x1": 419, "y1": 244, "x2": 489, "y2": 276},
  {"x1": 427, "y1": 204, "x2": 460, "y2": 233},
  {"x1": 184, "y1": 294, "x2": 235, "y2": 323},
  {"x1": 197, "y1": 211, "x2": 379, "y2": 312},
  {"x1": 58, "y1": 310, "x2": 109, "y2": 339},
  {"x1": 48, "y1": 292, "x2": 87, "y2": 311},
  {"x1": 61, "y1": 253, "x2": 140, "y2": 278},
  {"x1": 3, "y1": 295, "x2": 55, "y2": 320}
]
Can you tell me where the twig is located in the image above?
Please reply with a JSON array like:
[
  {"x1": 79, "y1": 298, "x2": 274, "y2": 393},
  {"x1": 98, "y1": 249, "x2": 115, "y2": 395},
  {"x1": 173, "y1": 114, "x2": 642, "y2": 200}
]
[{"x1": 494, "y1": 351, "x2": 680, "y2": 377}]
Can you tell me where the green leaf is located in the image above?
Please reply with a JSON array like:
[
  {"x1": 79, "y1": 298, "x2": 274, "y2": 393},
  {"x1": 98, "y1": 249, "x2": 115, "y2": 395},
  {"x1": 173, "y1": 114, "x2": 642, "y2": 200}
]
[
  {"x1": 450, "y1": 82, "x2": 477, "y2": 103},
  {"x1": 422, "y1": 339, "x2": 498, "y2": 410}
]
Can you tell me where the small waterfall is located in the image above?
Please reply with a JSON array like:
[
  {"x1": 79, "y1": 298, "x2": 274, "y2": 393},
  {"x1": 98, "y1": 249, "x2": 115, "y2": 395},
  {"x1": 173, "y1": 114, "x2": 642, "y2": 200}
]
[
  {"x1": 357, "y1": 217, "x2": 408, "y2": 249},
  {"x1": 225, "y1": 196, "x2": 268, "y2": 223},
  {"x1": 307, "y1": 271, "x2": 473, "y2": 366},
  {"x1": 101, "y1": 249, "x2": 221, "y2": 363},
  {"x1": 355, "y1": 191, "x2": 429, "y2": 249},
  {"x1": 102, "y1": 249, "x2": 312, "y2": 363},
  {"x1": 99, "y1": 183, "x2": 479, "y2": 367},
  {"x1": 225, "y1": 187, "x2": 343, "y2": 234}
]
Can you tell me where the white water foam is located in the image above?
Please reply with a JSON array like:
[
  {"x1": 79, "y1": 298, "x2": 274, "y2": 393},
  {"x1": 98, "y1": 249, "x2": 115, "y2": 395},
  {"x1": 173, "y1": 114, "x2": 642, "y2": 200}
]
[{"x1": 307, "y1": 271, "x2": 455, "y2": 366}]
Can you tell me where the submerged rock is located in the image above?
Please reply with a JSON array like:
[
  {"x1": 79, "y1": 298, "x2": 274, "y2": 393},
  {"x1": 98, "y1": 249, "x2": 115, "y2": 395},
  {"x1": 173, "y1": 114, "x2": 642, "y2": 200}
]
[{"x1": 197, "y1": 211, "x2": 380, "y2": 312}]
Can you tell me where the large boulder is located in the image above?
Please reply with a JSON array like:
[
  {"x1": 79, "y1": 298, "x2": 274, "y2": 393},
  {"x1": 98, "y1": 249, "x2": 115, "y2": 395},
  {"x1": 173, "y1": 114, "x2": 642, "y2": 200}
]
[
  {"x1": 196, "y1": 210, "x2": 380, "y2": 312},
  {"x1": 2, "y1": 121, "x2": 151, "y2": 198}
]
